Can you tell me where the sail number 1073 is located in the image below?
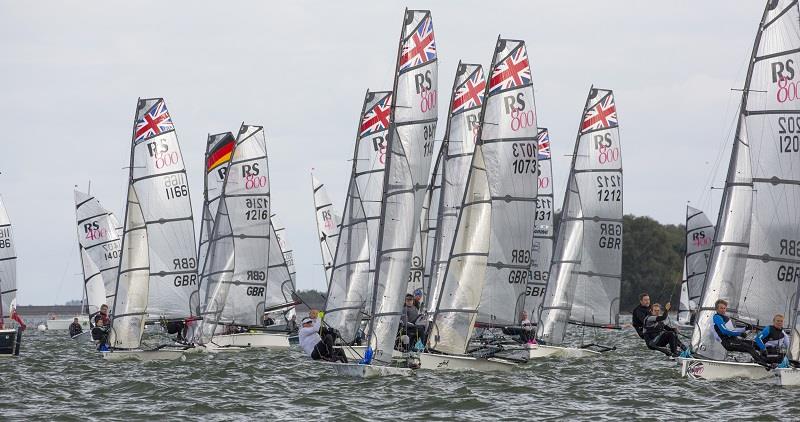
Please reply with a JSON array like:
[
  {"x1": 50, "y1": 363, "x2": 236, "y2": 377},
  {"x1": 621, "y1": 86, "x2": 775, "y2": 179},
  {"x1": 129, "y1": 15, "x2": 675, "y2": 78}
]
[{"x1": 779, "y1": 116, "x2": 800, "y2": 153}]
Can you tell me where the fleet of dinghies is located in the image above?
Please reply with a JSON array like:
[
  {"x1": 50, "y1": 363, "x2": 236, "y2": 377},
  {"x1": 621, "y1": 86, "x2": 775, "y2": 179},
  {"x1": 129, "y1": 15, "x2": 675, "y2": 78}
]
[{"x1": 3, "y1": 1, "x2": 799, "y2": 387}]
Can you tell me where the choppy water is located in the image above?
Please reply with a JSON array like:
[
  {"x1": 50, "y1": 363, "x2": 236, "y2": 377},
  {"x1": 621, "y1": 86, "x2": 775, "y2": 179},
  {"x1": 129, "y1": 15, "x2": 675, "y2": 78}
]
[{"x1": 2, "y1": 319, "x2": 799, "y2": 421}]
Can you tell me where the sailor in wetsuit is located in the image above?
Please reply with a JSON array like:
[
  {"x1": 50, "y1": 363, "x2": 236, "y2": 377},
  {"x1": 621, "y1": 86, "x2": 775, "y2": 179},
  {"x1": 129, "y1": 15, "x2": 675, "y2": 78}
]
[
  {"x1": 91, "y1": 315, "x2": 110, "y2": 351},
  {"x1": 642, "y1": 302, "x2": 685, "y2": 357},
  {"x1": 631, "y1": 293, "x2": 651, "y2": 339},
  {"x1": 755, "y1": 314, "x2": 790, "y2": 363},
  {"x1": 68, "y1": 318, "x2": 83, "y2": 338},
  {"x1": 712, "y1": 299, "x2": 770, "y2": 367}
]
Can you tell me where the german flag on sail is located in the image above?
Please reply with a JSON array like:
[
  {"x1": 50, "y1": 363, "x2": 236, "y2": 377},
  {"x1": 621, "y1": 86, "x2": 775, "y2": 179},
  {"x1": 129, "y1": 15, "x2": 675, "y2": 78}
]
[{"x1": 206, "y1": 133, "x2": 235, "y2": 171}]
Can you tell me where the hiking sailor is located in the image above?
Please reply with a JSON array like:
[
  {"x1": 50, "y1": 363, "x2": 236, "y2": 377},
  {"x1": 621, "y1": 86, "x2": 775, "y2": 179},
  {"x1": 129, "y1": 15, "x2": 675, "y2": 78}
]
[
  {"x1": 712, "y1": 299, "x2": 770, "y2": 367},
  {"x1": 755, "y1": 314, "x2": 790, "y2": 363},
  {"x1": 642, "y1": 302, "x2": 685, "y2": 357}
]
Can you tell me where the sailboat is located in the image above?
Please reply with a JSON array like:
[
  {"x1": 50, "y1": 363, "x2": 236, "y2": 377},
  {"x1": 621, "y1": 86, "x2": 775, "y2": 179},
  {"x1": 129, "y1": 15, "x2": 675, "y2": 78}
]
[
  {"x1": 197, "y1": 124, "x2": 290, "y2": 349},
  {"x1": 677, "y1": 205, "x2": 714, "y2": 327},
  {"x1": 530, "y1": 87, "x2": 623, "y2": 359},
  {"x1": 66, "y1": 190, "x2": 123, "y2": 337},
  {"x1": 418, "y1": 57, "x2": 518, "y2": 372},
  {"x1": 331, "y1": 9, "x2": 438, "y2": 377},
  {"x1": 0, "y1": 195, "x2": 22, "y2": 357},
  {"x1": 322, "y1": 89, "x2": 391, "y2": 362},
  {"x1": 105, "y1": 98, "x2": 197, "y2": 361},
  {"x1": 679, "y1": 0, "x2": 800, "y2": 381},
  {"x1": 311, "y1": 174, "x2": 341, "y2": 286}
]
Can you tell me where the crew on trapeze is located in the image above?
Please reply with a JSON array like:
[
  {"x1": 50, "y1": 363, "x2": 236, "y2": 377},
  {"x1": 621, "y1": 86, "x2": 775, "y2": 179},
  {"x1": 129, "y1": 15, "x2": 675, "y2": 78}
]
[
  {"x1": 641, "y1": 302, "x2": 686, "y2": 357},
  {"x1": 711, "y1": 299, "x2": 772, "y2": 368},
  {"x1": 299, "y1": 309, "x2": 347, "y2": 363}
]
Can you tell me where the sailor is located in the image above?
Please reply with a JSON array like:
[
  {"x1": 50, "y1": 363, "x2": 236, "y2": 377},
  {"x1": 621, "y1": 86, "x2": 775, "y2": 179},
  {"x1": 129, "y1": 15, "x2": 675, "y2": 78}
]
[
  {"x1": 91, "y1": 315, "x2": 110, "y2": 351},
  {"x1": 263, "y1": 313, "x2": 275, "y2": 327},
  {"x1": 502, "y1": 310, "x2": 535, "y2": 344},
  {"x1": 399, "y1": 294, "x2": 423, "y2": 349},
  {"x1": 286, "y1": 314, "x2": 298, "y2": 334},
  {"x1": 642, "y1": 302, "x2": 684, "y2": 357},
  {"x1": 90, "y1": 304, "x2": 111, "y2": 328},
  {"x1": 68, "y1": 317, "x2": 83, "y2": 338},
  {"x1": 299, "y1": 311, "x2": 347, "y2": 363},
  {"x1": 755, "y1": 314, "x2": 790, "y2": 362},
  {"x1": 631, "y1": 293, "x2": 650, "y2": 339},
  {"x1": 413, "y1": 288, "x2": 424, "y2": 310},
  {"x1": 712, "y1": 299, "x2": 770, "y2": 367}
]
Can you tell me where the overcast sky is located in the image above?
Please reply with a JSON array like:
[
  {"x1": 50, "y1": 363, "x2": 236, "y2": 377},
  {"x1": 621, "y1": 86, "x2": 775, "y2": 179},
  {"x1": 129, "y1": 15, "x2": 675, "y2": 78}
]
[{"x1": 1, "y1": 1, "x2": 764, "y2": 304}]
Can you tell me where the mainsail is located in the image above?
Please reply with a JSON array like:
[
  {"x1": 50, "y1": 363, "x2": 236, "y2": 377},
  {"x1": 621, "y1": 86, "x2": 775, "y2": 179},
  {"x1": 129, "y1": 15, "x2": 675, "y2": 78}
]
[
  {"x1": 197, "y1": 132, "x2": 235, "y2": 284},
  {"x1": 525, "y1": 128, "x2": 555, "y2": 317},
  {"x1": 475, "y1": 38, "x2": 539, "y2": 327},
  {"x1": 424, "y1": 62, "x2": 484, "y2": 313},
  {"x1": 199, "y1": 124, "x2": 271, "y2": 334},
  {"x1": 678, "y1": 205, "x2": 714, "y2": 324},
  {"x1": 74, "y1": 190, "x2": 122, "y2": 315},
  {"x1": 311, "y1": 174, "x2": 341, "y2": 285},
  {"x1": 411, "y1": 157, "x2": 441, "y2": 298},
  {"x1": 324, "y1": 90, "x2": 390, "y2": 343},
  {"x1": 367, "y1": 9, "x2": 439, "y2": 361},
  {"x1": 568, "y1": 88, "x2": 623, "y2": 328},
  {"x1": 110, "y1": 98, "x2": 197, "y2": 349},
  {"x1": 0, "y1": 196, "x2": 17, "y2": 328},
  {"x1": 692, "y1": 0, "x2": 800, "y2": 360},
  {"x1": 267, "y1": 213, "x2": 296, "y2": 312}
]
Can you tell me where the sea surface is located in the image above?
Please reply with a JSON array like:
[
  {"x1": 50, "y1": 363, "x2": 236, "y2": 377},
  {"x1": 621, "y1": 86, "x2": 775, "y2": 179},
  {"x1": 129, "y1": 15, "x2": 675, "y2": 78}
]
[{"x1": 2, "y1": 316, "x2": 799, "y2": 421}]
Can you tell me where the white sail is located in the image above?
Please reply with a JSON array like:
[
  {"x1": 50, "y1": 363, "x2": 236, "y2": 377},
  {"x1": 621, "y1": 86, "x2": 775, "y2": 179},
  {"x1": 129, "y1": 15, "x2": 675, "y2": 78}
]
[
  {"x1": 525, "y1": 128, "x2": 555, "y2": 317},
  {"x1": 323, "y1": 90, "x2": 390, "y2": 343},
  {"x1": 267, "y1": 213, "x2": 296, "y2": 311},
  {"x1": 111, "y1": 98, "x2": 197, "y2": 349},
  {"x1": 425, "y1": 62, "x2": 484, "y2": 313},
  {"x1": 0, "y1": 196, "x2": 17, "y2": 328},
  {"x1": 74, "y1": 190, "x2": 122, "y2": 315},
  {"x1": 426, "y1": 145, "x2": 491, "y2": 354},
  {"x1": 692, "y1": 0, "x2": 800, "y2": 360},
  {"x1": 311, "y1": 174, "x2": 341, "y2": 285},
  {"x1": 411, "y1": 160, "x2": 441, "y2": 298},
  {"x1": 368, "y1": 9, "x2": 439, "y2": 361},
  {"x1": 790, "y1": 284, "x2": 800, "y2": 362},
  {"x1": 197, "y1": 133, "x2": 235, "y2": 286},
  {"x1": 535, "y1": 174, "x2": 583, "y2": 345},
  {"x1": 202, "y1": 124, "x2": 272, "y2": 330},
  {"x1": 679, "y1": 205, "x2": 714, "y2": 323},
  {"x1": 476, "y1": 38, "x2": 539, "y2": 327},
  {"x1": 568, "y1": 88, "x2": 623, "y2": 328}
]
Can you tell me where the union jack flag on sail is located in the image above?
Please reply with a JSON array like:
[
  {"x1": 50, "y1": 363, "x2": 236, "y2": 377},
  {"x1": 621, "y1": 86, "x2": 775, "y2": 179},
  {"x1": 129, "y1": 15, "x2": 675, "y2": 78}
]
[
  {"x1": 452, "y1": 67, "x2": 485, "y2": 114},
  {"x1": 537, "y1": 130, "x2": 551, "y2": 160},
  {"x1": 360, "y1": 94, "x2": 392, "y2": 137},
  {"x1": 488, "y1": 44, "x2": 531, "y2": 95},
  {"x1": 581, "y1": 93, "x2": 617, "y2": 132},
  {"x1": 399, "y1": 16, "x2": 436, "y2": 71},
  {"x1": 134, "y1": 100, "x2": 174, "y2": 143}
]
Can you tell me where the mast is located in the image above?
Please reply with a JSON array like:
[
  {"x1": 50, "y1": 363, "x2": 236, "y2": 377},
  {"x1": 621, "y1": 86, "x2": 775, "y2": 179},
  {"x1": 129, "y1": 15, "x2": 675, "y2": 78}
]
[
  {"x1": 692, "y1": 0, "x2": 800, "y2": 359},
  {"x1": 366, "y1": 9, "x2": 439, "y2": 362}
]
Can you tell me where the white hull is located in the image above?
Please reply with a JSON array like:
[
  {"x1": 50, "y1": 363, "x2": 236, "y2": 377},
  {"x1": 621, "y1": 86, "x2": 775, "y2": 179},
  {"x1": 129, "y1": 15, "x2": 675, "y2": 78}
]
[
  {"x1": 776, "y1": 368, "x2": 800, "y2": 386},
  {"x1": 211, "y1": 332, "x2": 289, "y2": 349},
  {"x1": 342, "y1": 345, "x2": 402, "y2": 361},
  {"x1": 101, "y1": 349, "x2": 185, "y2": 362},
  {"x1": 678, "y1": 357, "x2": 771, "y2": 380},
  {"x1": 0, "y1": 328, "x2": 21, "y2": 357},
  {"x1": 509, "y1": 344, "x2": 602, "y2": 360},
  {"x1": 327, "y1": 362, "x2": 413, "y2": 377},
  {"x1": 418, "y1": 352, "x2": 516, "y2": 372},
  {"x1": 198, "y1": 343, "x2": 248, "y2": 354},
  {"x1": 46, "y1": 316, "x2": 90, "y2": 331}
]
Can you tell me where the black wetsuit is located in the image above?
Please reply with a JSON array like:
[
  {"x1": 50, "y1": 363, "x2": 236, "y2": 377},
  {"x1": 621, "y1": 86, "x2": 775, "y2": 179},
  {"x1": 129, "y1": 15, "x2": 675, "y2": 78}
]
[
  {"x1": 69, "y1": 322, "x2": 83, "y2": 337},
  {"x1": 631, "y1": 305, "x2": 649, "y2": 339},
  {"x1": 643, "y1": 310, "x2": 683, "y2": 357}
]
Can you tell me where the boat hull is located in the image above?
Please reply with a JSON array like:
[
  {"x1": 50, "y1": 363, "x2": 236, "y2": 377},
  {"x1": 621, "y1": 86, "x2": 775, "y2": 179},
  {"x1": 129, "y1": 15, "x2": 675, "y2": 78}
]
[
  {"x1": 342, "y1": 345, "x2": 402, "y2": 361},
  {"x1": 211, "y1": 332, "x2": 289, "y2": 349},
  {"x1": 418, "y1": 352, "x2": 516, "y2": 372},
  {"x1": 0, "y1": 328, "x2": 21, "y2": 357},
  {"x1": 46, "y1": 316, "x2": 90, "y2": 331},
  {"x1": 507, "y1": 344, "x2": 602, "y2": 359},
  {"x1": 101, "y1": 349, "x2": 185, "y2": 362},
  {"x1": 775, "y1": 368, "x2": 800, "y2": 386},
  {"x1": 327, "y1": 362, "x2": 413, "y2": 377},
  {"x1": 678, "y1": 357, "x2": 771, "y2": 380}
]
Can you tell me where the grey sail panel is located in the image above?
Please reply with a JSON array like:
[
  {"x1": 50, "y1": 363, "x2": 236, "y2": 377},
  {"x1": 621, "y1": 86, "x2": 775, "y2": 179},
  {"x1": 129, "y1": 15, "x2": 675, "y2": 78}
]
[
  {"x1": 680, "y1": 205, "x2": 714, "y2": 320},
  {"x1": 425, "y1": 62, "x2": 484, "y2": 314},
  {"x1": 693, "y1": 0, "x2": 800, "y2": 359},
  {"x1": 476, "y1": 38, "x2": 539, "y2": 327},
  {"x1": 427, "y1": 146, "x2": 491, "y2": 354},
  {"x1": 311, "y1": 174, "x2": 341, "y2": 285},
  {"x1": 197, "y1": 133, "x2": 235, "y2": 287},
  {"x1": 535, "y1": 174, "x2": 583, "y2": 345},
  {"x1": 0, "y1": 196, "x2": 17, "y2": 327},
  {"x1": 525, "y1": 129, "x2": 554, "y2": 317},
  {"x1": 414, "y1": 153, "x2": 442, "y2": 299},
  {"x1": 111, "y1": 98, "x2": 197, "y2": 348},
  {"x1": 323, "y1": 90, "x2": 390, "y2": 343},
  {"x1": 369, "y1": 9, "x2": 439, "y2": 361},
  {"x1": 266, "y1": 214, "x2": 295, "y2": 311},
  {"x1": 74, "y1": 190, "x2": 122, "y2": 314},
  {"x1": 569, "y1": 88, "x2": 623, "y2": 328}
]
